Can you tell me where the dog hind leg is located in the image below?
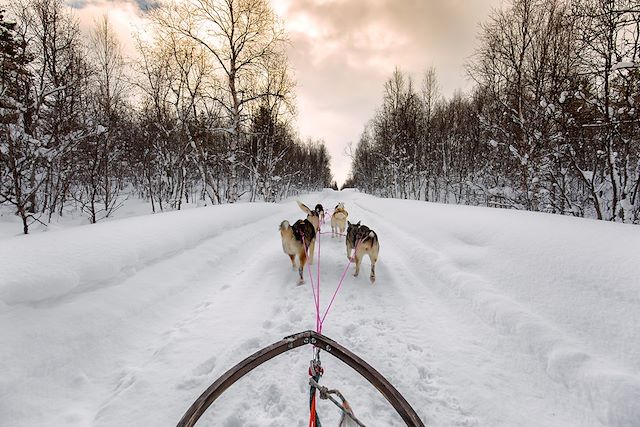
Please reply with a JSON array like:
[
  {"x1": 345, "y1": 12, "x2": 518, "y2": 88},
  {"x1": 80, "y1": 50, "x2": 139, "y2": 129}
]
[
  {"x1": 369, "y1": 254, "x2": 376, "y2": 283},
  {"x1": 353, "y1": 252, "x2": 362, "y2": 277},
  {"x1": 369, "y1": 247, "x2": 378, "y2": 283},
  {"x1": 289, "y1": 254, "x2": 296, "y2": 270},
  {"x1": 298, "y1": 249, "x2": 307, "y2": 284},
  {"x1": 308, "y1": 238, "x2": 316, "y2": 265}
]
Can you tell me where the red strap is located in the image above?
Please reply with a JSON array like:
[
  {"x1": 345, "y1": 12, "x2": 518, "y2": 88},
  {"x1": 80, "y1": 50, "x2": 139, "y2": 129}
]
[{"x1": 308, "y1": 392, "x2": 317, "y2": 427}]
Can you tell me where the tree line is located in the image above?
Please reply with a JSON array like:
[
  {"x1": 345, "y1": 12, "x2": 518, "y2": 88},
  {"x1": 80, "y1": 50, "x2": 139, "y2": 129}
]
[
  {"x1": 0, "y1": 0, "x2": 333, "y2": 234},
  {"x1": 346, "y1": 0, "x2": 640, "y2": 223}
]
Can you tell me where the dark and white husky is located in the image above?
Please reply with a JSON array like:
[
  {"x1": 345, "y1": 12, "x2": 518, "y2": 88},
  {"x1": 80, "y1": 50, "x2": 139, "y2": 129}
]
[
  {"x1": 346, "y1": 221, "x2": 379, "y2": 283},
  {"x1": 314, "y1": 204, "x2": 325, "y2": 223}
]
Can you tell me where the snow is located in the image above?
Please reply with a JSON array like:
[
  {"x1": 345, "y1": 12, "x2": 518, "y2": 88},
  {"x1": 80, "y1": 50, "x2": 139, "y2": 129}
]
[
  {"x1": 612, "y1": 61, "x2": 636, "y2": 71},
  {"x1": 1, "y1": 190, "x2": 639, "y2": 426},
  {"x1": 559, "y1": 91, "x2": 568, "y2": 104},
  {"x1": 0, "y1": 203, "x2": 283, "y2": 307}
]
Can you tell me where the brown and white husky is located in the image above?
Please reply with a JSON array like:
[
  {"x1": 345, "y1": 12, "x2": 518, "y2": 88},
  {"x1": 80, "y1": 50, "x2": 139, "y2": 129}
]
[
  {"x1": 279, "y1": 219, "x2": 316, "y2": 284},
  {"x1": 331, "y1": 202, "x2": 348, "y2": 238},
  {"x1": 280, "y1": 201, "x2": 320, "y2": 284},
  {"x1": 346, "y1": 221, "x2": 379, "y2": 283}
]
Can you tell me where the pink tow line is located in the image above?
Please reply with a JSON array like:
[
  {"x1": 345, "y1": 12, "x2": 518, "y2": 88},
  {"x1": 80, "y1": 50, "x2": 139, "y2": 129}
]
[
  {"x1": 301, "y1": 234, "x2": 321, "y2": 332},
  {"x1": 304, "y1": 230, "x2": 360, "y2": 334},
  {"x1": 300, "y1": 207, "x2": 359, "y2": 334},
  {"x1": 315, "y1": 222, "x2": 321, "y2": 332},
  {"x1": 319, "y1": 238, "x2": 361, "y2": 330}
]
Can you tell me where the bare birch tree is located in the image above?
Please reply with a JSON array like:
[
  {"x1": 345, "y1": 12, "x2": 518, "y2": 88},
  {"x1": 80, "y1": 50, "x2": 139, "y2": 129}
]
[
  {"x1": 76, "y1": 15, "x2": 128, "y2": 223},
  {"x1": 152, "y1": 0, "x2": 289, "y2": 202}
]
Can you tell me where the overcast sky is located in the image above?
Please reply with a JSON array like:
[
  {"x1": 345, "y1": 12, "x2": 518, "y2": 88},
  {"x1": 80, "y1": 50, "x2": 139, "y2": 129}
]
[{"x1": 72, "y1": 0, "x2": 503, "y2": 186}]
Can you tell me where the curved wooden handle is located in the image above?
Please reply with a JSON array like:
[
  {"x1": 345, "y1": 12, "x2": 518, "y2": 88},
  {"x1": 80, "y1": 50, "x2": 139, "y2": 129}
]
[{"x1": 177, "y1": 330, "x2": 425, "y2": 427}]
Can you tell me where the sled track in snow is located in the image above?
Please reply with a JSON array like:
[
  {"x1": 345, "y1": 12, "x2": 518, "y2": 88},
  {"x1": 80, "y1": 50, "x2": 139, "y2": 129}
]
[
  {"x1": 30, "y1": 215, "x2": 280, "y2": 308},
  {"x1": 354, "y1": 199, "x2": 640, "y2": 427}
]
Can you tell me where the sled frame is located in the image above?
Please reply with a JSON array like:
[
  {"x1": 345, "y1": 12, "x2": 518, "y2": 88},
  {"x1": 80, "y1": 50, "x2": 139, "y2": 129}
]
[{"x1": 177, "y1": 330, "x2": 425, "y2": 426}]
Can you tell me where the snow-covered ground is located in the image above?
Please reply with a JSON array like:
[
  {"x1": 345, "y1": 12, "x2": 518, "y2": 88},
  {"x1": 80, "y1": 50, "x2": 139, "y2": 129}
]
[
  {"x1": 0, "y1": 198, "x2": 198, "y2": 240},
  {"x1": 1, "y1": 190, "x2": 639, "y2": 426}
]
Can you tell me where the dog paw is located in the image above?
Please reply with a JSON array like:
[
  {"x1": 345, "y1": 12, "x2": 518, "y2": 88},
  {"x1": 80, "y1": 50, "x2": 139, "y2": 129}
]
[{"x1": 370, "y1": 276, "x2": 376, "y2": 283}]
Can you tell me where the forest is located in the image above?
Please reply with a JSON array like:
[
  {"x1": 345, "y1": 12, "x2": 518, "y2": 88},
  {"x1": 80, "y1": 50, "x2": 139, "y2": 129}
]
[
  {"x1": 346, "y1": 0, "x2": 640, "y2": 223},
  {"x1": 3, "y1": 0, "x2": 639, "y2": 235},
  {"x1": 0, "y1": 0, "x2": 334, "y2": 234}
]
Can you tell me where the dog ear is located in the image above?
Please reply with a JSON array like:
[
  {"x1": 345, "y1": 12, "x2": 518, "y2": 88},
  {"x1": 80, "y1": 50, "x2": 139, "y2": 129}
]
[
  {"x1": 297, "y1": 200, "x2": 312, "y2": 215},
  {"x1": 347, "y1": 221, "x2": 351, "y2": 226},
  {"x1": 357, "y1": 221, "x2": 361, "y2": 226}
]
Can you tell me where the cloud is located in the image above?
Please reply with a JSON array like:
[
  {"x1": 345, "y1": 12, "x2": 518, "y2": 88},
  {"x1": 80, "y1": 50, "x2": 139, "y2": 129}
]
[
  {"x1": 278, "y1": 0, "x2": 502, "y2": 184},
  {"x1": 71, "y1": 0, "x2": 151, "y2": 60},
  {"x1": 67, "y1": 0, "x2": 160, "y2": 12},
  {"x1": 70, "y1": 0, "x2": 503, "y2": 185}
]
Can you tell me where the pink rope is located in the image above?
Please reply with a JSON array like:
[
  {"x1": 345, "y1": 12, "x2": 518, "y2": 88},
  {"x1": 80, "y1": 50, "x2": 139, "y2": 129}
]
[
  {"x1": 319, "y1": 231, "x2": 346, "y2": 237},
  {"x1": 315, "y1": 223, "x2": 321, "y2": 332},
  {"x1": 301, "y1": 234, "x2": 320, "y2": 332},
  {"x1": 320, "y1": 238, "x2": 362, "y2": 328},
  {"x1": 299, "y1": 208, "x2": 360, "y2": 334}
]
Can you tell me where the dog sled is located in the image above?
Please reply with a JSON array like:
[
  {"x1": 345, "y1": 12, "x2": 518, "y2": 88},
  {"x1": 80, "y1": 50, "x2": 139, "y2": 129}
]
[
  {"x1": 177, "y1": 330, "x2": 425, "y2": 427},
  {"x1": 176, "y1": 203, "x2": 420, "y2": 425}
]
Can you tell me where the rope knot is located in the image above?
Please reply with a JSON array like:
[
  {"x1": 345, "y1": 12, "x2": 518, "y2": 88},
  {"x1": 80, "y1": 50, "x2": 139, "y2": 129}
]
[{"x1": 317, "y1": 384, "x2": 330, "y2": 400}]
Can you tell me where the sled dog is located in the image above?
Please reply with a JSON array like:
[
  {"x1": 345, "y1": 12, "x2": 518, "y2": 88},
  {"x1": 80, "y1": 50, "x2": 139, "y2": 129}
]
[
  {"x1": 331, "y1": 202, "x2": 348, "y2": 237},
  {"x1": 296, "y1": 201, "x2": 320, "y2": 231},
  {"x1": 279, "y1": 219, "x2": 316, "y2": 284},
  {"x1": 346, "y1": 221, "x2": 379, "y2": 283},
  {"x1": 314, "y1": 204, "x2": 325, "y2": 224}
]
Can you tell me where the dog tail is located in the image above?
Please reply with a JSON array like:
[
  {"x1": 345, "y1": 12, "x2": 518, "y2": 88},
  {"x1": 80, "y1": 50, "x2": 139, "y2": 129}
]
[{"x1": 280, "y1": 220, "x2": 295, "y2": 241}]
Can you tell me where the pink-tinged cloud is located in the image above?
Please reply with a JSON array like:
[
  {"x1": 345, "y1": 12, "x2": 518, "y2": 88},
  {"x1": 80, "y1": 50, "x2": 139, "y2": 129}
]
[
  {"x1": 277, "y1": 0, "x2": 502, "y2": 185},
  {"x1": 72, "y1": 0, "x2": 503, "y2": 185}
]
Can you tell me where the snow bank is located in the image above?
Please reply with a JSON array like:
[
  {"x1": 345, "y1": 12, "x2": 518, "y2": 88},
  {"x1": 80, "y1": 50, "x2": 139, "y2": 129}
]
[
  {"x1": 0, "y1": 203, "x2": 283, "y2": 308},
  {"x1": 353, "y1": 195, "x2": 640, "y2": 427},
  {"x1": 425, "y1": 251, "x2": 640, "y2": 427}
]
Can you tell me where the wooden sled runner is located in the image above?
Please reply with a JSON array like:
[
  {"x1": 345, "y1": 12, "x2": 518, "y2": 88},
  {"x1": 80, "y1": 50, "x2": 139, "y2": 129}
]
[{"x1": 177, "y1": 330, "x2": 425, "y2": 426}]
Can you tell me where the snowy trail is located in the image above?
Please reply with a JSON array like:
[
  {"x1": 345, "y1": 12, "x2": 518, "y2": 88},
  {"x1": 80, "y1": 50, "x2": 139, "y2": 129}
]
[
  {"x1": 349, "y1": 197, "x2": 592, "y2": 426},
  {"x1": 1, "y1": 203, "x2": 296, "y2": 426},
  {"x1": 351, "y1": 195, "x2": 640, "y2": 427},
  {"x1": 2, "y1": 190, "x2": 639, "y2": 426}
]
